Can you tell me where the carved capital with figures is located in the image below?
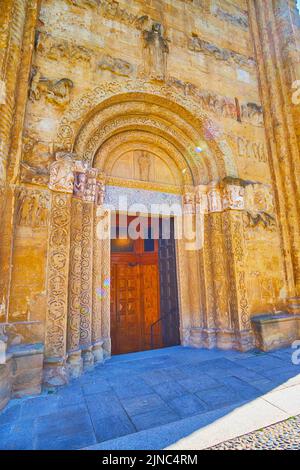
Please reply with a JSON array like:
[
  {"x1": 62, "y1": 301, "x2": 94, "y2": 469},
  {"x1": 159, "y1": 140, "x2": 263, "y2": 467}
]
[{"x1": 49, "y1": 152, "x2": 76, "y2": 193}]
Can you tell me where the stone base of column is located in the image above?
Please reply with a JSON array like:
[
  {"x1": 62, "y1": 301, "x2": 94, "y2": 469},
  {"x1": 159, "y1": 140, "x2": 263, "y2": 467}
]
[
  {"x1": 187, "y1": 327, "x2": 255, "y2": 352},
  {"x1": 43, "y1": 357, "x2": 69, "y2": 389},
  {"x1": 287, "y1": 297, "x2": 300, "y2": 315},
  {"x1": 101, "y1": 337, "x2": 111, "y2": 359},
  {"x1": 82, "y1": 347, "x2": 94, "y2": 370},
  {"x1": 67, "y1": 350, "x2": 83, "y2": 379},
  {"x1": 92, "y1": 341, "x2": 104, "y2": 364}
]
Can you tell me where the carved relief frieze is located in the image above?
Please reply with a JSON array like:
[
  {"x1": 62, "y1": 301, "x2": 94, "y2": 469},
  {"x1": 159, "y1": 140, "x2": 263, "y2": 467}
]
[
  {"x1": 37, "y1": 33, "x2": 93, "y2": 64},
  {"x1": 240, "y1": 103, "x2": 264, "y2": 127},
  {"x1": 16, "y1": 188, "x2": 50, "y2": 227},
  {"x1": 66, "y1": 0, "x2": 98, "y2": 9},
  {"x1": 67, "y1": 0, "x2": 149, "y2": 29},
  {"x1": 236, "y1": 136, "x2": 268, "y2": 163},
  {"x1": 98, "y1": 0, "x2": 149, "y2": 30},
  {"x1": 30, "y1": 68, "x2": 74, "y2": 107},
  {"x1": 98, "y1": 55, "x2": 134, "y2": 77},
  {"x1": 244, "y1": 183, "x2": 276, "y2": 232},
  {"x1": 222, "y1": 184, "x2": 245, "y2": 211},
  {"x1": 215, "y1": 6, "x2": 249, "y2": 30},
  {"x1": 188, "y1": 35, "x2": 256, "y2": 69}
]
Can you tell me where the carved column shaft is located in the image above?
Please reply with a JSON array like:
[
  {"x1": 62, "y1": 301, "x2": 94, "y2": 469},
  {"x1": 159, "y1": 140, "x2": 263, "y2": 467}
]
[
  {"x1": 66, "y1": 197, "x2": 83, "y2": 377},
  {"x1": 92, "y1": 203, "x2": 104, "y2": 363},
  {"x1": 44, "y1": 191, "x2": 72, "y2": 386},
  {"x1": 100, "y1": 208, "x2": 111, "y2": 358},
  {"x1": 44, "y1": 154, "x2": 74, "y2": 387},
  {"x1": 80, "y1": 201, "x2": 94, "y2": 368}
]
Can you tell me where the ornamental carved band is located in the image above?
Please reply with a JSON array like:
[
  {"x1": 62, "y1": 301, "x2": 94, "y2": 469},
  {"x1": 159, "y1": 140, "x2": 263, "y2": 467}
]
[{"x1": 45, "y1": 192, "x2": 72, "y2": 358}]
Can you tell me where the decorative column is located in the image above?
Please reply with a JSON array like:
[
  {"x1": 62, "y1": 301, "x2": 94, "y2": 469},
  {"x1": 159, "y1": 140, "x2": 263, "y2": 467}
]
[
  {"x1": 221, "y1": 181, "x2": 253, "y2": 351},
  {"x1": 80, "y1": 169, "x2": 97, "y2": 369},
  {"x1": 100, "y1": 207, "x2": 111, "y2": 358},
  {"x1": 178, "y1": 187, "x2": 202, "y2": 346},
  {"x1": 195, "y1": 184, "x2": 215, "y2": 347},
  {"x1": 44, "y1": 153, "x2": 74, "y2": 387},
  {"x1": 66, "y1": 162, "x2": 87, "y2": 378},
  {"x1": 248, "y1": 0, "x2": 300, "y2": 313},
  {"x1": 92, "y1": 173, "x2": 106, "y2": 363}
]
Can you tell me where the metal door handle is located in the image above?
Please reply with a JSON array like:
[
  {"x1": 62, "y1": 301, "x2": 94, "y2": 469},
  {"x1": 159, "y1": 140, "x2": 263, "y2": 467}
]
[{"x1": 128, "y1": 262, "x2": 138, "y2": 267}]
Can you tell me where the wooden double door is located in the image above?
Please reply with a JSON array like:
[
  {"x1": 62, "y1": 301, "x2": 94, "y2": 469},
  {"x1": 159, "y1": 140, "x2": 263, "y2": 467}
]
[{"x1": 110, "y1": 216, "x2": 180, "y2": 355}]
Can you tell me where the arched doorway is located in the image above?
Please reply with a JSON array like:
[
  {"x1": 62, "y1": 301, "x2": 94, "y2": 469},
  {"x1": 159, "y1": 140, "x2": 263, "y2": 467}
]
[{"x1": 44, "y1": 81, "x2": 253, "y2": 385}]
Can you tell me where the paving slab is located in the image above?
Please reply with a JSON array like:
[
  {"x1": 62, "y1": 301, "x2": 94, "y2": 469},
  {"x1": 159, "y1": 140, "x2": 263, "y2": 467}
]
[{"x1": 0, "y1": 345, "x2": 299, "y2": 450}]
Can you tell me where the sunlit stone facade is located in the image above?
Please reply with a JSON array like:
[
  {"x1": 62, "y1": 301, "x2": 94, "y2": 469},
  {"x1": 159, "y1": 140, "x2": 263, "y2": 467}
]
[{"x1": 0, "y1": 0, "x2": 300, "y2": 409}]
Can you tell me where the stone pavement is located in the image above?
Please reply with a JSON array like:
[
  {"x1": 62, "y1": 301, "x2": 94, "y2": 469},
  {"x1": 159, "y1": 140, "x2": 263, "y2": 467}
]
[
  {"x1": 0, "y1": 346, "x2": 299, "y2": 450},
  {"x1": 209, "y1": 415, "x2": 300, "y2": 450}
]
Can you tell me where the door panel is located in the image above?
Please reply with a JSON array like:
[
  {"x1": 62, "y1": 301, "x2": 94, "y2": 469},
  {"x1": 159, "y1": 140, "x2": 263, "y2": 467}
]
[
  {"x1": 158, "y1": 219, "x2": 180, "y2": 347},
  {"x1": 111, "y1": 263, "x2": 141, "y2": 355},
  {"x1": 110, "y1": 216, "x2": 179, "y2": 355},
  {"x1": 141, "y1": 264, "x2": 161, "y2": 349}
]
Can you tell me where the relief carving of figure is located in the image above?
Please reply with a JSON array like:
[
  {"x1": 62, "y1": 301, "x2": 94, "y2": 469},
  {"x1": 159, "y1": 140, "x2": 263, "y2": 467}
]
[
  {"x1": 222, "y1": 185, "x2": 245, "y2": 210},
  {"x1": 138, "y1": 152, "x2": 151, "y2": 181},
  {"x1": 84, "y1": 169, "x2": 98, "y2": 203},
  {"x1": 95, "y1": 180, "x2": 106, "y2": 206},
  {"x1": 17, "y1": 190, "x2": 50, "y2": 227},
  {"x1": 73, "y1": 172, "x2": 87, "y2": 199},
  {"x1": 30, "y1": 68, "x2": 74, "y2": 107},
  {"x1": 208, "y1": 184, "x2": 222, "y2": 212},
  {"x1": 143, "y1": 23, "x2": 169, "y2": 80},
  {"x1": 49, "y1": 153, "x2": 75, "y2": 193}
]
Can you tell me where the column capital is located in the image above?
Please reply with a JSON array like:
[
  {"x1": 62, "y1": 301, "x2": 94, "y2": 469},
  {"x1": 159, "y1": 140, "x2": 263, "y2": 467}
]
[{"x1": 49, "y1": 152, "x2": 76, "y2": 194}]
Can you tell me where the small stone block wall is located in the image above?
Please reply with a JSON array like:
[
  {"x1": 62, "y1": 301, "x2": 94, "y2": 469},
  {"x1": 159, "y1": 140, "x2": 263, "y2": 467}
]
[
  {"x1": 251, "y1": 313, "x2": 300, "y2": 352},
  {"x1": 0, "y1": 343, "x2": 44, "y2": 411}
]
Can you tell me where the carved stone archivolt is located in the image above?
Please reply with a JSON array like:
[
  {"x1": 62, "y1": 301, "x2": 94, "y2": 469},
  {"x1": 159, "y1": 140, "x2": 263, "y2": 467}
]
[{"x1": 54, "y1": 80, "x2": 238, "y2": 179}]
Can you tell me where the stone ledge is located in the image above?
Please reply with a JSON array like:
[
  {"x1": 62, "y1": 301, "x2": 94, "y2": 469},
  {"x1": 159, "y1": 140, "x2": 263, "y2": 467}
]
[
  {"x1": 8, "y1": 342, "x2": 44, "y2": 358},
  {"x1": 251, "y1": 312, "x2": 300, "y2": 352},
  {"x1": 0, "y1": 343, "x2": 44, "y2": 411}
]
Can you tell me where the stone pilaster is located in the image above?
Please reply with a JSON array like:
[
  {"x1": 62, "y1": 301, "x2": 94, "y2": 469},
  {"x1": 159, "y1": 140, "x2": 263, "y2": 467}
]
[
  {"x1": 0, "y1": 0, "x2": 40, "y2": 334},
  {"x1": 248, "y1": 0, "x2": 300, "y2": 312},
  {"x1": 44, "y1": 154, "x2": 74, "y2": 387}
]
